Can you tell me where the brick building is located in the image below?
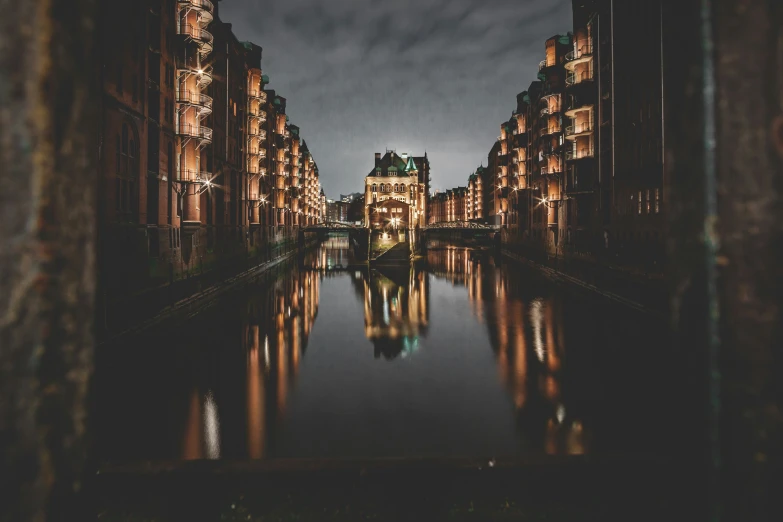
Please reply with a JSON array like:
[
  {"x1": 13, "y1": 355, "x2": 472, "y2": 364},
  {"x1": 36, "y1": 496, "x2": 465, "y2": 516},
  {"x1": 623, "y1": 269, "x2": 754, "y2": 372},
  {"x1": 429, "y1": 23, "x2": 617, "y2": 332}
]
[
  {"x1": 436, "y1": 0, "x2": 665, "y2": 275},
  {"x1": 364, "y1": 150, "x2": 429, "y2": 229},
  {"x1": 97, "y1": 0, "x2": 323, "y2": 332}
]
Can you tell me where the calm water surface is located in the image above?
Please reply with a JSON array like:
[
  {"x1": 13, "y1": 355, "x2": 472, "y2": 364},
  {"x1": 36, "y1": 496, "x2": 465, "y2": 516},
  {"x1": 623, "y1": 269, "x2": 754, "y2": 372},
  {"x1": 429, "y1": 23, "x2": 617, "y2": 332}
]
[{"x1": 95, "y1": 237, "x2": 673, "y2": 463}]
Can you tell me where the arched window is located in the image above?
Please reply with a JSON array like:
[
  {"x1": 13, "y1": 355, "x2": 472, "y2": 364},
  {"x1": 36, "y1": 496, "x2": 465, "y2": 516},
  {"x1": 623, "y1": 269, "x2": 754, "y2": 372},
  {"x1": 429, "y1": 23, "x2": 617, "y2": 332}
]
[
  {"x1": 372, "y1": 184, "x2": 377, "y2": 192},
  {"x1": 116, "y1": 121, "x2": 138, "y2": 221}
]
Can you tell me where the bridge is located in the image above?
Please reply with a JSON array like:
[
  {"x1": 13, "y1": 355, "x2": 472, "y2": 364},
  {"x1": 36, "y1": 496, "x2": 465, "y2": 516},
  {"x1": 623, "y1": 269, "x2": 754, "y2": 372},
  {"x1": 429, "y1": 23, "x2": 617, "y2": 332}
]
[
  {"x1": 417, "y1": 221, "x2": 500, "y2": 253},
  {"x1": 298, "y1": 221, "x2": 370, "y2": 260},
  {"x1": 303, "y1": 221, "x2": 361, "y2": 231}
]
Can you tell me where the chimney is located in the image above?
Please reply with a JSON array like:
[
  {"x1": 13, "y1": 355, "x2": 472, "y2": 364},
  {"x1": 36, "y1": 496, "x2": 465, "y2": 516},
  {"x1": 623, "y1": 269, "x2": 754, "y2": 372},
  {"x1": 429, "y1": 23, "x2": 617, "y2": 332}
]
[{"x1": 375, "y1": 152, "x2": 381, "y2": 167}]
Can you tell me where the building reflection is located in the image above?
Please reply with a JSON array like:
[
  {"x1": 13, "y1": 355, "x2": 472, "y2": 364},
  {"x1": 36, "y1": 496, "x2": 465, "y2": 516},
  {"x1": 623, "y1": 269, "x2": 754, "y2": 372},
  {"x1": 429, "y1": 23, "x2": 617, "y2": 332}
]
[
  {"x1": 357, "y1": 266, "x2": 429, "y2": 360},
  {"x1": 426, "y1": 247, "x2": 586, "y2": 455}
]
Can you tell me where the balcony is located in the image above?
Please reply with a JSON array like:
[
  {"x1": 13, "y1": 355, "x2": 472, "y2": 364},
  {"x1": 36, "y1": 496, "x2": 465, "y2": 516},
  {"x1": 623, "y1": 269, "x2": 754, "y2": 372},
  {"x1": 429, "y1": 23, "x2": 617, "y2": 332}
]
[
  {"x1": 248, "y1": 89, "x2": 267, "y2": 103},
  {"x1": 247, "y1": 128, "x2": 267, "y2": 140},
  {"x1": 248, "y1": 106, "x2": 267, "y2": 122},
  {"x1": 177, "y1": 0, "x2": 214, "y2": 24},
  {"x1": 566, "y1": 70, "x2": 594, "y2": 87},
  {"x1": 540, "y1": 164, "x2": 563, "y2": 176},
  {"x1": 565, "y1": 121, "x2": 593, "y2": 139},
  {"x1": 178, "y1": 23, "x2": 213, "y2": 54},
  {"x1": 566, "y1": 147, "x2": 595, "y2": 161},
  {"x1": 178, "y1": 168, "x2": 210, "y2": 184},
  {"x1": 177, "y1": 66, "x2": 213, "y2": 88},
  {"x1": 564, "y1": 43, "x2": 593, "y2": 71},
  {"x1": 176, "y1": 122, "x2": 212, "y2": 143},
  {"x1": 564, "y1": 101, "x2": 593, "y2": 118},
  {"x1": 538, "y1": 59, "x2": 551, "y2": 71},
  {"x1": 540, "y1": 104, "x2": 560, "y2": 117},
  {"x1": 176, "y1": 89, "x2": 213, "y2": 115},
  {"x1": 540, "y1": 125, "x2": 561, "y2": 137}
]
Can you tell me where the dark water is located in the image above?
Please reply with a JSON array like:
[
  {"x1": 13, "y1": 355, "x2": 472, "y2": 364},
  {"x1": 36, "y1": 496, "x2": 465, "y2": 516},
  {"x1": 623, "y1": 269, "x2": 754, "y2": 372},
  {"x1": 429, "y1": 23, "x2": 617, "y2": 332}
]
[{"x1": 94, "y1": 237, "x2": 673, "y2": 464}]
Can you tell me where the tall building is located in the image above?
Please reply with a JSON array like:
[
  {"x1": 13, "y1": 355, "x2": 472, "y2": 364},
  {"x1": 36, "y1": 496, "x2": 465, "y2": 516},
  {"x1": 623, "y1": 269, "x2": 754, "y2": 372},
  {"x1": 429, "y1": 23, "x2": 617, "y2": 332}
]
[
  {"x1": 96, "y1": 0, "x2": 323, "y2": 325},
  {"x1": 364, "y1": 150, "x2": 428, "y2": 230},
  {"x1": 434, "y1": 0, "x2": 664, "y2": 276}
]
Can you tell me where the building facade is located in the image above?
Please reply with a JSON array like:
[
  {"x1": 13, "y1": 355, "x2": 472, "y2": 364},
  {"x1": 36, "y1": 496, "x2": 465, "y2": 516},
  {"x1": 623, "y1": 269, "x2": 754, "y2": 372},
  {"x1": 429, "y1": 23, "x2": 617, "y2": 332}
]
[
  {"x1": 435, "y1": 0, "x2": 665, "y2": 276},
  {"x1": 364, "y1": 150, "x2": 429, "y2": 230},
  {"x1": 97, "y1": 0, "x2": 323, "y2": 333}
]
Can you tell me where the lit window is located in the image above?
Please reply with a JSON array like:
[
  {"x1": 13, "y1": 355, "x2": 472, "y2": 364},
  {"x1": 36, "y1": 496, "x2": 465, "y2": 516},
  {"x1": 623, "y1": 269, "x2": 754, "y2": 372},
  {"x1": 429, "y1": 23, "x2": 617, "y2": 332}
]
[
  {"x1": 655, "y1": 188, "x2": 661, "y2": 214},
  {"x1": 638, "y1": 190, "x2": 642, "y2": 214}
]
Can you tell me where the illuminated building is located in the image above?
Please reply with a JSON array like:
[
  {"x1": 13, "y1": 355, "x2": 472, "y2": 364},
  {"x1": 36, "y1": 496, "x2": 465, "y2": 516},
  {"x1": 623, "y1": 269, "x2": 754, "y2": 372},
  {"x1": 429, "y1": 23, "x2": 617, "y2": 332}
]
[
  {"x1": 96, "y1": 0, "x2": 323, "y2": 330},
  {"x1": 364, "y1": 150, "x2": 429, "y2": 229},
  {"x1": 360, "y1": 268, "x2": 429, "y2": 360}
]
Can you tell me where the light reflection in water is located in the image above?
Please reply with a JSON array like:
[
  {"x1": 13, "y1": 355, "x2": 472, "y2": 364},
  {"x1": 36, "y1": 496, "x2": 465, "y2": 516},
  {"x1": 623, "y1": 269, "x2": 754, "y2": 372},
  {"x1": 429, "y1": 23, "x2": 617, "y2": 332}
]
[
  {"x1": 98, "y1": 240, "x2": 668, "y2": 463},
  {"x1": 203, "y1": 390, "x2": 220, "y2": 460}
]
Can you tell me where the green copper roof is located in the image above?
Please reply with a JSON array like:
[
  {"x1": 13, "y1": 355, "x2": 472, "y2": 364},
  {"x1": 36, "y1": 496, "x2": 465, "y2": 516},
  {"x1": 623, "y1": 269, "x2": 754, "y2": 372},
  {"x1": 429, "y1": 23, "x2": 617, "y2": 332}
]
[
  {"x1": 285, "y1": 115, "x2": 289, "y2": 121},
  {"x1": 273, "y1": 97, "x2": 281, "y2": 105},
  {"x1": 523, "y1": 94, "x2": 531, "y2": 103},
  {"x1": 558, "y1": 35, "x2": 571, "y2": 45},
  {"x1": 537, "y1": 72, "x2": 546, "y2": 82},
  {"x1": 261, "y1": 74, "x2": 270, "y2": 84},
  {"x1": 405, "y1": 156, "x2": 417, "y2": 172}
]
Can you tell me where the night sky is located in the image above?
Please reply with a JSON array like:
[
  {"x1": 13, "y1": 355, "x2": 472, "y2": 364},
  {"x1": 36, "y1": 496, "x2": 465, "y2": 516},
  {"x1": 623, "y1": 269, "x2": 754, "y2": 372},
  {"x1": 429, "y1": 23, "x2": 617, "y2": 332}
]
[{"x1": 220, "y1": 0, "x2": 572, "y2": 198}]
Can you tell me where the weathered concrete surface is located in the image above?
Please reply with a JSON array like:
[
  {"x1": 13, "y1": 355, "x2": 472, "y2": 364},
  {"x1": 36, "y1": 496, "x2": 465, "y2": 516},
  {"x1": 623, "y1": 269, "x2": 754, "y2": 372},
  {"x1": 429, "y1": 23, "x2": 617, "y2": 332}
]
[
  {"x1": 664, "y1": 0, "x2": 783, "y2": 520},
  {"x1": 0, "y1": 0, "x2": 97, "y2": 521}
]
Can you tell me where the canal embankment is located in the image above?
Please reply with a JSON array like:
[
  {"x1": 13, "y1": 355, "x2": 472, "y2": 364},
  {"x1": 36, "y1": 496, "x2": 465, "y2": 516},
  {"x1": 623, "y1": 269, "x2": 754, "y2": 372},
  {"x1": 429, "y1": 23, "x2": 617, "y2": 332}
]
[
  {"x1": 97, "y1": 232, "x2": 319, "y2": 344},
  {"x1": 500, "y1": 248, "x2": 667, "y2": 318}
]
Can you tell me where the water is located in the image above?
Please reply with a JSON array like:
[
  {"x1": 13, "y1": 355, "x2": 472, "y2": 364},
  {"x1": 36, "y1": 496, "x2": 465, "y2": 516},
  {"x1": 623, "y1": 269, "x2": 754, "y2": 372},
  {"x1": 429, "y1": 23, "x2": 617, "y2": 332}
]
[{"x1": 93, "y1": 237, "x2": 673, "y2": 464}]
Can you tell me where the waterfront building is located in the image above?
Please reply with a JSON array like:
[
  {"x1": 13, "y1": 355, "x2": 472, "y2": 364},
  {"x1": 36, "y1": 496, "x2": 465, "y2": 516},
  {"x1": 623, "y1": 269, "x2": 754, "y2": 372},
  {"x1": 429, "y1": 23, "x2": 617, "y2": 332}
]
[
  {"x1": 434, "y1": 0, "x2": 664, "y2": 276},
  {"x1": 364, "y1": 150, "x2": 429, "y2": 230},
  {"x1": 96, "y1": 0, "x2": 322, "y2": 333}
]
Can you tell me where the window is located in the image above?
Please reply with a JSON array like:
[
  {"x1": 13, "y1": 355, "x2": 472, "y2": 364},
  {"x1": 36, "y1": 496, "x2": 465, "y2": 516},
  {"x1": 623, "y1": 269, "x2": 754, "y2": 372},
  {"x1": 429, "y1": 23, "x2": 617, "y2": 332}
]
[
  {"x1": 167, "y1": 142, "x2": 173, "y2": 224},
  {"x1": 655, "y1": 188, "x2": 661, "y2": 214},
  {"x1": 638, "y1": 190, "x2": 642, "y2": 214},
  {"x1": 645, "y1": 189, "x2": 651, "y2": 214},
  {"x1": 116, "y1": 123, "x2": 137, "y2": 220}
]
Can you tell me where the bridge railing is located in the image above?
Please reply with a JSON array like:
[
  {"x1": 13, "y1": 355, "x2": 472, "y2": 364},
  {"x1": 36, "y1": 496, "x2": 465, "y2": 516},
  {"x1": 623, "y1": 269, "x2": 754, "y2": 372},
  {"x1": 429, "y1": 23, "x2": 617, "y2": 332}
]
[{"x1": 424, "y1": 221, "x2": 494, "y2": 230}]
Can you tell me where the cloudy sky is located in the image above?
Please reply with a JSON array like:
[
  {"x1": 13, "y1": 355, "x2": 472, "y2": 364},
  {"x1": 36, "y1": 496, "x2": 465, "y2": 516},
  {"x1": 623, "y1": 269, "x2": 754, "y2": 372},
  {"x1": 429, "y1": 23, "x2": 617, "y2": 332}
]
[{"x1": 219, "y1": 0, "x2": 572, "y2": 197}]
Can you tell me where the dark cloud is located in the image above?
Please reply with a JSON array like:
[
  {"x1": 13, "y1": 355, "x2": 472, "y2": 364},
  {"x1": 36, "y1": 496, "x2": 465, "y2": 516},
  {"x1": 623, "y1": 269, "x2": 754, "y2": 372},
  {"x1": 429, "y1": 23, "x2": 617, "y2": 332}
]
[{"x1": 220, "y1": 0, "x2": 572, "y2": 196}]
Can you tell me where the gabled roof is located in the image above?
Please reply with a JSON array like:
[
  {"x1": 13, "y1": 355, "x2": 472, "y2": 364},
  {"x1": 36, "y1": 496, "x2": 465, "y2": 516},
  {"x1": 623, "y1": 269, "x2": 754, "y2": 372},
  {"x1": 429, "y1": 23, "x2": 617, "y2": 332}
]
[
  {"x1": 405, "y1": 156, "x2": 417, "y2": 172},
  {"x1": 366, "y1": 151, "x2": 415, "y2": 177}
]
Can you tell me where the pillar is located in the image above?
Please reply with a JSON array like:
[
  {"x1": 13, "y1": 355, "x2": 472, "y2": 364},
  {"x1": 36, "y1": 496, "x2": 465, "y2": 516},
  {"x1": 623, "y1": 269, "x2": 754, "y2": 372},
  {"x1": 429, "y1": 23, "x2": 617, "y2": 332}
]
[
  {"x1": 0, "y1": 0, "x2": 97, "y2": 521},
  {"x1": 664, "y1": 0, "x2": 783, "y2": 520}
]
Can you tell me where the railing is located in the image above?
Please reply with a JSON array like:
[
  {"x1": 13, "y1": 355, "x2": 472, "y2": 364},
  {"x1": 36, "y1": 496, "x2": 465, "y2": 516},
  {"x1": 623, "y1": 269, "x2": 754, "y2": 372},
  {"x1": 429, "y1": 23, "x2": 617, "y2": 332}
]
[
  {"x1": 178, "y1": 23, "x2": 213, "y2": 48},
  {"x1": 177, "y1": 168, "x2": 210, "y2": 183},
  {"x1": 247, "y1": 128, "x2": 267, "y2": 140},
  {"x1": 565, "y1": 122, "x2": 593, "y2": 136},
  {"x1": 541, "y1": 165, "x2": 563, "y2": 175},
  {"x1": 566, "y1": 70, "x2": 593, "y2": 86},
  {"x1": 565, "y1": 43, "x2": 593, "y2": 63},
  {"x1": 178, "y1": 0, "x2": 214, "y2": 15},
  {"x1": 566, "y1": 148, "x2": 595, "y2": 161},
  {"x1": 248, "y1": 89, "x2": 267, "y2": 103},
  {"x1": 176, "y1": 90, "x2": 213, "y2": 111},
  {"x1": 541, "y1": 125, "x2": 561, "y2": 136},
  {"x1": 176, "y1": 122, "x2": 212, "y2": 141},
  {"x1": 538, "y1": 59, "x2": 550, "y2": 71}
]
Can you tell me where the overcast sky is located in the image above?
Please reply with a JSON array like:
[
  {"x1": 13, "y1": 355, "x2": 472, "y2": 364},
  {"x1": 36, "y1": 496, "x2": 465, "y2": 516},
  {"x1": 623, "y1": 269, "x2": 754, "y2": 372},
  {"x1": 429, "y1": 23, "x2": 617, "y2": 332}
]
[{"x1": 219, "y1": 0, "x2": 572, "y2": 197}]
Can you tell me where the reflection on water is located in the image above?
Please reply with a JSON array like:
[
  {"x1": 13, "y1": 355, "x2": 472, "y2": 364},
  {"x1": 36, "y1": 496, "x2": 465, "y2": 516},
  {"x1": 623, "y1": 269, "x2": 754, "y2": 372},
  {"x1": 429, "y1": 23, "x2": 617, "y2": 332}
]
[{"x1": 95, "y1": 240, "x2": 669, "y2": 462}]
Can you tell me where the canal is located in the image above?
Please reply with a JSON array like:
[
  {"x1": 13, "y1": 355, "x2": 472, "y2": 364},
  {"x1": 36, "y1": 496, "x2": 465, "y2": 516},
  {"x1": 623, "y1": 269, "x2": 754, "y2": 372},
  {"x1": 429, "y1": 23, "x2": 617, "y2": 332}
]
[{"x1": 93, "y1": 236, "x2": 676, "y2": 466}]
